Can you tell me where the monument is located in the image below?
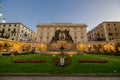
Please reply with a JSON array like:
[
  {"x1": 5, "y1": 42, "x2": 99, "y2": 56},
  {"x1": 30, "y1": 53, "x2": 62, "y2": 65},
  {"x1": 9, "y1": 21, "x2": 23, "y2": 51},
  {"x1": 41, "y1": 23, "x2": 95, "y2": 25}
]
[
  {"x1": 49, "y1": 29, "x2": 75, "y2": 50},
  {"x1": 36, "y1": 23, "x2": 88, "y2": 54}
]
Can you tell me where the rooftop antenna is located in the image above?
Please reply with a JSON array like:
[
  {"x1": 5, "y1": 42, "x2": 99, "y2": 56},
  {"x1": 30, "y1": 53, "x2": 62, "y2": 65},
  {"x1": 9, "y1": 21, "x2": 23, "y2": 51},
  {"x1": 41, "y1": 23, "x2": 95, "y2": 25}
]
[{"x1": 0, "y1": 4, "x2": 6, "y2": 23}]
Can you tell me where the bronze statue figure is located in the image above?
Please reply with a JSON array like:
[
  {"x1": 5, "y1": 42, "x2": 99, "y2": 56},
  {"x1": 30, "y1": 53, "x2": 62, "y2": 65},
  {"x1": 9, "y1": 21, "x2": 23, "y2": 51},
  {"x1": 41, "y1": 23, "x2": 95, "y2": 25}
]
[{"x1": 51, "y1": 29, "x2": 73, "y2": 43}]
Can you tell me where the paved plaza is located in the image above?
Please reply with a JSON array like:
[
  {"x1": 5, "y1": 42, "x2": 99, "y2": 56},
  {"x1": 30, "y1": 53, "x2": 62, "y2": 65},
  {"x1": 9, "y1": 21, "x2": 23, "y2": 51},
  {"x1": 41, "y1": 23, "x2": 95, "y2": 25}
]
[{"x1": 0, "y1": 74, "x2": 120, "y2": 80}]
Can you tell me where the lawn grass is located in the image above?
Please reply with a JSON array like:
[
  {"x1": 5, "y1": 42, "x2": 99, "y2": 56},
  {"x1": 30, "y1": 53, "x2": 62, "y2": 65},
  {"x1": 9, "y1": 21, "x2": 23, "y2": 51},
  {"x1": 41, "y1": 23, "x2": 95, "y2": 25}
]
[{"x1": 0, "y1": 54, "x2": 120, "y2": 74}]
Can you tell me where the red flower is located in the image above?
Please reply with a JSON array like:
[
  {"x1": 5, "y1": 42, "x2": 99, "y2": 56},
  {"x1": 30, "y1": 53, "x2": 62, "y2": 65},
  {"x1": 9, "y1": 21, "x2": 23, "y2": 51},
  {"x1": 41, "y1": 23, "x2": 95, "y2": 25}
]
[
  {"x1": 14, "y1": 59, "x2": 45, "y2": 63},
  {"x1": 14, "y1": 60, "x2": 22, "y2": 63},
  {"x1": 78, "y1": 59, "x2": 108, "y2": 63}
]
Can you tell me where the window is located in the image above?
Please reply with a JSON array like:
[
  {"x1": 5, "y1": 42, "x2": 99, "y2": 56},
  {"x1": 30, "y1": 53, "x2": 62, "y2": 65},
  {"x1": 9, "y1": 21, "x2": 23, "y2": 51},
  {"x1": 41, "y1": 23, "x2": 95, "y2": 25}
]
[
  {"x1": 9, "y1": 24, "x2": 11, "y2": 27},
  {"x1": 97, "y1": 33, "x2": 100, "y2": 37},
  {"x1": 116, "y1": 33, "x2": 118, "y2": 36},
  {"x1": 2, "y1": 28, "x2": 5, "y2": 31},
  {"x1": 109, "y1": 38, "x2": 113, "y2": 40},
  {"x1": 108, "y1": 24, "x2": 110, "y2": 26},
  {"x1": 109, "y1": 28, "x2": 111, "y2": 31},
  {"x1": 115, "y1": 28, "x2": 117, "y2": 31},
  {"x1": 101, "y1": 34, "x2": 104, "y2": 37},
  {"x1": 100, "y1": 26, "x2": 102, "y2": 28},
  {"x1": 14, "y1": 33, "x2": 16, "y2": 36},
  {"x1": 109, "y1": 33, "x2": 113, "y2": 36},
  {"x1": 12, "y1": 38, "x2": 14, "y2": 40},
  {"x1": 22, "y1": 30, "x2": 23, "y2": 33},
  {"x1": 13, "y1": 28, "x2": 16, "y2": 31},
  {"x1": 8, "y1": 28, "x2": 10, "y2": 31},
  {"x1": 14, "y1": 24, "x2": 16, "y2": 27},
  {"x1": 81, "y1": 36, "x2": 83, "y2": 39},
  {"x1": 114, "y1": 24, "x2": 116, "y2": 26},
  {"x1": 3, "y1": 24, "x2": 6, "y2": 27}
]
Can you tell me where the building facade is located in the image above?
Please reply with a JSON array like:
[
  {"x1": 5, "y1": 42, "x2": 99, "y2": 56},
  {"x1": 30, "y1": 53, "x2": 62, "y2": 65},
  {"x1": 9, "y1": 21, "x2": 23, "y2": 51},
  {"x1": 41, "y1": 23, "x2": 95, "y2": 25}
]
[
  {"x1": 0, "y1": 21, "x2": 120, "y2": 55},
  {"x1": 36, "y1": 23, "x2": 88, "y2": 51},
  {"x1": 87, "y1": 21, "x2": 120, "y2": 41},
  {"x1": 37, "y1": 23, "x2": 87, "y2": 44},
  {"x1": 0, "y1": 23, "x2": 36, "y2": 41}
]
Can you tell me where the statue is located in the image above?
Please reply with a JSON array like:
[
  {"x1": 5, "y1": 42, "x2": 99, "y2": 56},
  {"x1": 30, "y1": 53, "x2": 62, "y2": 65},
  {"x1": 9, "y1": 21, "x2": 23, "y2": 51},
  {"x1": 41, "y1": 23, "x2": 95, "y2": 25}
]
[
  {"x1": 59, "y1": 31, "x2": 65, "y2": 39},
  {"x1": 51, "y1": 29, "x2": 73, "y2": 43}
]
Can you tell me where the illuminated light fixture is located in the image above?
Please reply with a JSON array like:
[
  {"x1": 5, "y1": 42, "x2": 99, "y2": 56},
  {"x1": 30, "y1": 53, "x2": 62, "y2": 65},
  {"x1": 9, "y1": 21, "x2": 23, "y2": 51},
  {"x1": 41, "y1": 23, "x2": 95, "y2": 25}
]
[
  {"x1": 52, "y1": 54, "x2": 56, "y2": 57},
  {"x1": 70, "y1": 55, "x2": 73, "y2": 57}
]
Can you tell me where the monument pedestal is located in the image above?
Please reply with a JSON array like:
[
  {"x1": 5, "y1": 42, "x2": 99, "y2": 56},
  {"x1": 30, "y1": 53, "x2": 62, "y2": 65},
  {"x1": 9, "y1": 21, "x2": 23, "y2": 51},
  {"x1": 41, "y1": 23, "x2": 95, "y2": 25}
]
[{"x1": 48, "y1": 40, "x2": 75, "y2": 50}]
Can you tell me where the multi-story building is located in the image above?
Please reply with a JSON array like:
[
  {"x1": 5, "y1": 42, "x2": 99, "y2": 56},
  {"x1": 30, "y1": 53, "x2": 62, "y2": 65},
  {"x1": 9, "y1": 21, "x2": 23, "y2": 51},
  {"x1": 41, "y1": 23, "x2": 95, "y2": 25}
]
[
  {"x1": 0, "y1": 23, "x2": 36, "y2": 41},
  {"x1": 37, "y1": 23, "x2": 88, "y2": 44},
  {"x1": 87, "y1": 21, "x2": 120, "y2": 41},
  {"x1": 36, "y1": 23, "x2": 88, "y2": 51}
]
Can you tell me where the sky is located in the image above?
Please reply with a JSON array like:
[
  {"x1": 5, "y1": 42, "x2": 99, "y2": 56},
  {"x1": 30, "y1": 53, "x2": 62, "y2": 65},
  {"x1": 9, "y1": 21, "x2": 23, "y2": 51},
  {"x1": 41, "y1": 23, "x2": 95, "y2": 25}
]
[{"x1": 0, "y1": 0, "x2": 120, "y2": 32}]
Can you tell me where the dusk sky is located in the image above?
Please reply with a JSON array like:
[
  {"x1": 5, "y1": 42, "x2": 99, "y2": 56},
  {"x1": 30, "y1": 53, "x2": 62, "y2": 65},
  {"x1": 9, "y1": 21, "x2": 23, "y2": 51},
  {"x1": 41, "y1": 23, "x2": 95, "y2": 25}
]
[{"x1": 0, "y1": 0, "x2": 120, "y2": 32}]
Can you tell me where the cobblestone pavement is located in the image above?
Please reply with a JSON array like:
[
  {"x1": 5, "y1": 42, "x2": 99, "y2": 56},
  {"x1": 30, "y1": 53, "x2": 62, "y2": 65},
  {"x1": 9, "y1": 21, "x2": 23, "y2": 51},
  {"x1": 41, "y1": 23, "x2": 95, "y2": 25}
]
[{"x1": 0, "y1": 74, "x2": 120, "y2": 80}]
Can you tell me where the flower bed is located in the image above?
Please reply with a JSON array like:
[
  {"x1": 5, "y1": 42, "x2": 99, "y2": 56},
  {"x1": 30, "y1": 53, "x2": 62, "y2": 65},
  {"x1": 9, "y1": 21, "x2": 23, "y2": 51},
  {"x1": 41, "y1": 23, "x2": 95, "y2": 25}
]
[
  {"x1": 54, "y1": 57, "x2": 71, "y2": 67},
  {"x1": 14, "y1": 59, "x2": 45, "y2": 63},
  {"x1": 78, "y1": 59, "x2": 108, "y2": 63}
]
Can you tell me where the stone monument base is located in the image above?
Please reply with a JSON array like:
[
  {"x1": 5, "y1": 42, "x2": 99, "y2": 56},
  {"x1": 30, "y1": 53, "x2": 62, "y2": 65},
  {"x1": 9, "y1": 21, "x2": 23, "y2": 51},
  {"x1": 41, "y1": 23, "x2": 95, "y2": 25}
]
[{"x1": 48, "y1": 40, "x2": 75, "y2": 51}]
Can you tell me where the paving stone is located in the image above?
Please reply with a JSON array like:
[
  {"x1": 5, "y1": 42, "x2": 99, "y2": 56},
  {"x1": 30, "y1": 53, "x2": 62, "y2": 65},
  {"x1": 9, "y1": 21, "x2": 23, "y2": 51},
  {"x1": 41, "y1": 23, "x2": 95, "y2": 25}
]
[{"x1": 0, "y1": 75, "x2": 120, "y2": 80}]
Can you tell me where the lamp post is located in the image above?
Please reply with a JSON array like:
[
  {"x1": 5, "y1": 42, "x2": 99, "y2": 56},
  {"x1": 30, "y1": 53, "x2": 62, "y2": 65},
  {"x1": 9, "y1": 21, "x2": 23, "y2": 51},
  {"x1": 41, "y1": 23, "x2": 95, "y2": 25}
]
[
  {"x1": 10, "y1": 48, "x2": 14, "y2": 62},
  {"x1": 10, "y1": 49, "x2": 14, "y2": 57},
  {"x1": 60, "y1": 45, "x2": 64, "y2": 57}
]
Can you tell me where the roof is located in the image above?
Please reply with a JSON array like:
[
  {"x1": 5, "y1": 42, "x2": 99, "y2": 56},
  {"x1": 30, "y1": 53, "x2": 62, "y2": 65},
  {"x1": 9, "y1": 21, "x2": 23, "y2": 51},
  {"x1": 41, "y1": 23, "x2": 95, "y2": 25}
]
[
  {"x1": 36, "y1": 23, "x2": 87, "y2": 27},
  {"x1": 0, "y1": 22, "x2": 36, "y2": 33}
]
